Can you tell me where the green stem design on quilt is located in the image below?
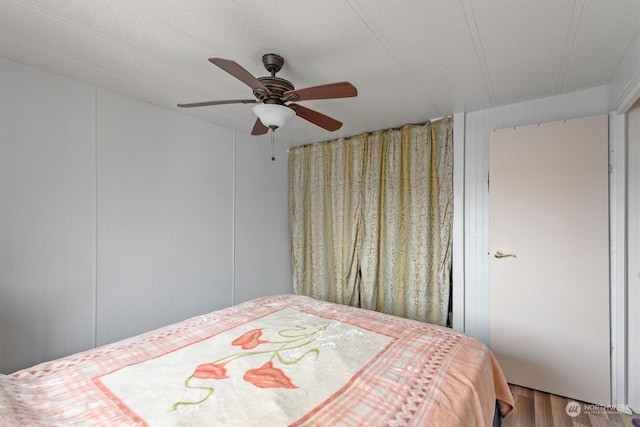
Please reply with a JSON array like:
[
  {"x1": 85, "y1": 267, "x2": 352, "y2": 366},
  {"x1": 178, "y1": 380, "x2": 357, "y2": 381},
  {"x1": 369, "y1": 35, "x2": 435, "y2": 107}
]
[{"x1": 170, "y1": 323, "x2": 328, "y2": 411}]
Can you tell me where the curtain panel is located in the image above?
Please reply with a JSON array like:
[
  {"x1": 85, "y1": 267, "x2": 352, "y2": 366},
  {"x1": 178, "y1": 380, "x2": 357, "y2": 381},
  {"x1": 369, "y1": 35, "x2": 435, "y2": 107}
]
[{"x1": 289, "y1": 117, "x2": 453, "y2": 325}]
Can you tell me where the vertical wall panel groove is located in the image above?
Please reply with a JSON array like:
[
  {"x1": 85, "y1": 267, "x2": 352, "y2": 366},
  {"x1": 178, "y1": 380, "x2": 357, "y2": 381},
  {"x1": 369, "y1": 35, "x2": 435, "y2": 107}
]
[{"x1": 93, "y1": 87, "x2": 98, "y2": 349}]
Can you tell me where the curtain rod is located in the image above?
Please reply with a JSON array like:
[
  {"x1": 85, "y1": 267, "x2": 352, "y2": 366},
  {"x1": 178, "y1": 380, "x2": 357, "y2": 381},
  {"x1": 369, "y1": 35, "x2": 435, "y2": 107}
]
[{"x1": 288, "y1": 115, "x2": 452, "y2": 151}]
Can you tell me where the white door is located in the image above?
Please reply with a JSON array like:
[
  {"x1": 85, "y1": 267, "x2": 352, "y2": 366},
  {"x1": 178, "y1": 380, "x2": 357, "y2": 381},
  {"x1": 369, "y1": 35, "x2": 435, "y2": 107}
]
[{"x1": 489, "y1": 115, "x2": 610, "y2": 404}]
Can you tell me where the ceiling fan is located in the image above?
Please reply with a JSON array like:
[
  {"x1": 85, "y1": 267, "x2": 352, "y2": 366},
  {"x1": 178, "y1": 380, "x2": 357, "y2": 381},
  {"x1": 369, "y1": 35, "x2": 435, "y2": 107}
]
[{"x1": 178, "y1": 53, "x2": 357, "y2": 135}]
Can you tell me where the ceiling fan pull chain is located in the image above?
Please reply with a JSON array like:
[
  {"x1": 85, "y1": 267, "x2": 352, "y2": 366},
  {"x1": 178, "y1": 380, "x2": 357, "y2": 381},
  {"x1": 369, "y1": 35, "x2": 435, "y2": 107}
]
[{"x1": 271, "y1": 129, "x2": 276, "y2": 161}]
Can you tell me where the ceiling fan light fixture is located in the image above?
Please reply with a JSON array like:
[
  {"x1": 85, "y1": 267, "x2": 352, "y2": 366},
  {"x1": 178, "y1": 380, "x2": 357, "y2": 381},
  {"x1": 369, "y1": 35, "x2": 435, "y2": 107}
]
[{"x1": 252, "y1": 104, "x2": 295, "y2": 129}]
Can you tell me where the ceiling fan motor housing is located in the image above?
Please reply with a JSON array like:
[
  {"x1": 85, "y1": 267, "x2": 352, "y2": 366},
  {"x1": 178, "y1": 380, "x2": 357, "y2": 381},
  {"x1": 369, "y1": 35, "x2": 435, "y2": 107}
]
[
  {"x1": 255, "y1": 77, "x2": 295, "y2": 103},
  {"x1": 262, "y1": 53, "x2": 284, "y2": 74},
  {"x1": 252, "y1": 54, "x2": 297, "y2": 103}
]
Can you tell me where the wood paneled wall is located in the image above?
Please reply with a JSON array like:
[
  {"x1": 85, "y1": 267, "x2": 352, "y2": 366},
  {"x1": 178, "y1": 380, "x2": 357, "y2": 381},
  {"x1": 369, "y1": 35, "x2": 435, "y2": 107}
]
[
  {"x1": 0, "y1": 58, "x2": 97, "y2": 371},
  {"x1": 0, "y1": 58, "x2": 292, "y2": 374},
  {"x1": 95, "y1": 90, "x2": 236, "y2": 345},
  {"x1": 233, "y1": 133, "x2": 291, "y2": 304}
]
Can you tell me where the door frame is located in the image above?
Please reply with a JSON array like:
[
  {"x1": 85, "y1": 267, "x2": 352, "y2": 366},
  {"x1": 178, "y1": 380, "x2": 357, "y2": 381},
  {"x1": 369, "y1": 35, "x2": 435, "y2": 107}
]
[
  {"x1": 454, "y1": 90, "x2": 632, "y2": 408},
  {"x1": 609, "y1": 112, "x2": 627, "y2": 409}
]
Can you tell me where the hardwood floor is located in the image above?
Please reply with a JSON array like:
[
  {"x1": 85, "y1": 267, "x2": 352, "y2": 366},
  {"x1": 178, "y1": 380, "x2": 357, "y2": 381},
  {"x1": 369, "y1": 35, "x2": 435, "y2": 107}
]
[{"x1": 502, "y1": 384, "x2": 638, "y2": 427}]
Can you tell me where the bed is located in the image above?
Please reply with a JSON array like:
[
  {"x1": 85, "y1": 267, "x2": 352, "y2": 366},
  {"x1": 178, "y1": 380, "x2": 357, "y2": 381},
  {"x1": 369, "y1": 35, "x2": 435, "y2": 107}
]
[{"x1": 0, "y1": 294, "x2": 513, "y2": 426}]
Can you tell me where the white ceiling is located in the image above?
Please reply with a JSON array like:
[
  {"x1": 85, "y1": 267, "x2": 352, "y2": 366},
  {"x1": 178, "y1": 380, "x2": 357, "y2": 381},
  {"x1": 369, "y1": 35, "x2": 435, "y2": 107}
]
[{"x1": 0, "y1": 0, "x2": 638, "y2": 146}]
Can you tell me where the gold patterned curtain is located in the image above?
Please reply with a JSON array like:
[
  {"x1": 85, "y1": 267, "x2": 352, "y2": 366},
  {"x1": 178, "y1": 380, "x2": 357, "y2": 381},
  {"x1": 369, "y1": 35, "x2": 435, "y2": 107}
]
[{"x1": 289, "y1": 117, "x2": 453, "y2": 325}]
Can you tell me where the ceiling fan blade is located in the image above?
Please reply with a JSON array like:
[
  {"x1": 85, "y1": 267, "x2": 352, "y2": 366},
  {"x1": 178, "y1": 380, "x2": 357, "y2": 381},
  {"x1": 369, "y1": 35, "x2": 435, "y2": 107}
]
[
  {"x1": 251, "y1": 118, "x2": 269, "y2": 135},
  {"x1": 209, "y1": 57, "x2": 272, "y2": 96},
  {"x1": 289, "y1": 103, "x2": 343, "y2": 131},
  {"x1": 177, "y1": 99, "x2": 257, "y2": 108},
  {"x1": 283, "y1": 82, "x2": 357, "y2": 101}
]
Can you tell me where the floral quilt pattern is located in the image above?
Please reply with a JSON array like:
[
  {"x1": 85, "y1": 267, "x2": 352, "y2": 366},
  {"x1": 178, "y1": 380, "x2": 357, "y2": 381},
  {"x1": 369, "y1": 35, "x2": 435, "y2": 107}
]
[
  {"x1": 95, "y1": 307, "x2": 392, "y2": 426},
  {"x1": 172, "y1": 324, "x2": 328, "y2": 410}
]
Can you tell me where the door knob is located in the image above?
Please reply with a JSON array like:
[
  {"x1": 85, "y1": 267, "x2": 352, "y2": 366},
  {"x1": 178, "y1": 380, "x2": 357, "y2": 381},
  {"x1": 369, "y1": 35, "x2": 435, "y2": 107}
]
[{"x1": 494, "y1": 251, "x2": 516, "y2": 259}]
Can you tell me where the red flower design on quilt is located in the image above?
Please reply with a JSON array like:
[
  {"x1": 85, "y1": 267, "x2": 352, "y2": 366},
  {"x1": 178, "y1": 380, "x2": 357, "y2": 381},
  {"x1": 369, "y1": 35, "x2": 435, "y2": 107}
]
[
  {"x1": 243, "y1": 361, "x2": 298, "y2": 389},
  {"x1": 232, "y1": 329, "x2": 268, "y2": 350},
  {"x1": 172, "y1": 323, "x2": 327, "y2": 411},
  {"x1": 192, "y1": 362, "x2": 228, "y2": 379}
]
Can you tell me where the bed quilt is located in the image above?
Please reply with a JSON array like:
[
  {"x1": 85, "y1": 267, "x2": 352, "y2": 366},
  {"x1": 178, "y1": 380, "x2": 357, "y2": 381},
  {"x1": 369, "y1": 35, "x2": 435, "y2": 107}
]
[{"x1": 0, "y1": 294, "x2": 513, "y2": 426}]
